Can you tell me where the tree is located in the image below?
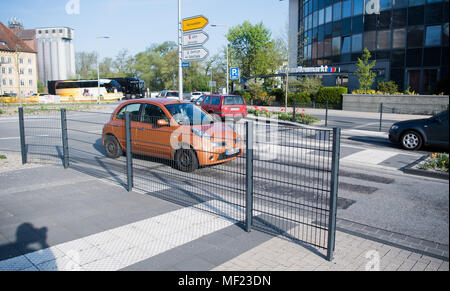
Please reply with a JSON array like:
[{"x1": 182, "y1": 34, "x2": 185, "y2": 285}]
[
  {"x1": 76, "y1": 51, "x2": 97, "y2": 79},
  {"x1": 227, "y1": 21, "x2": 283, "y2": 79},
  {"x1": 355, "y1": 48, "x2": 376, "y2": 93}
]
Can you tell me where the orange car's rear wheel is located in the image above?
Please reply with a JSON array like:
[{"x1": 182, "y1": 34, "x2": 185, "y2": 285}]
[{"x1": 175, "y1": 148, "x2": 198, "y2": 172}]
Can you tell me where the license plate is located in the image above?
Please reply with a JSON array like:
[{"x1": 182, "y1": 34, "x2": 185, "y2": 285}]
[
  {"x1": 226, "y1": 148, "x2": 240, "y2": 156},
  {"x1": 230, "y1": 108, "x2": 240, "y2": 111}
]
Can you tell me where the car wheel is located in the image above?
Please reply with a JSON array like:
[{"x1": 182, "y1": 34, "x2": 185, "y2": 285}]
[
  {"x1": 104, "y1": 135, "x2": 123, "y2": 159},
  {"x1": 175, "y1": 148, "x2": 199, "y2": 172},
  {"x1": 401, "y1": 131, "x2": 423, "y2": 150}
]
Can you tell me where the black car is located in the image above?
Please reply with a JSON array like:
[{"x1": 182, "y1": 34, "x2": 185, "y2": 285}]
[{"x1": 389, "y1": 109, "x2": 449, "y2": 151}]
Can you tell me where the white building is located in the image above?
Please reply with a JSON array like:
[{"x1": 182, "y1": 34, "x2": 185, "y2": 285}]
[{"x1": 36, "y1": 27, "x2": 75, "y2": 84}]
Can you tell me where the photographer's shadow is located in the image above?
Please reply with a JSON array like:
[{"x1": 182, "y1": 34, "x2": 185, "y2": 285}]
[{"x1": 0, "y1": 223, "x2": 55, "y2": 271}]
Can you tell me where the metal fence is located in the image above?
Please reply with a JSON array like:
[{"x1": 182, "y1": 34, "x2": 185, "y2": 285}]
[{"x1": 18, "y1": 107, "x2": 341, "y2": 261}]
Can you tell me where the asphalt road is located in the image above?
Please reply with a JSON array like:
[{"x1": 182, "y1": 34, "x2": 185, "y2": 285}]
[{"x1": 0, "y1": 108, "x2": 448, "y2": 245}]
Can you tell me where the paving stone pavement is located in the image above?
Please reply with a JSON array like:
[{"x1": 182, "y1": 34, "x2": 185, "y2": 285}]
[{"x1": 212, "y1": 230, "x2": 449, "y2": 271}]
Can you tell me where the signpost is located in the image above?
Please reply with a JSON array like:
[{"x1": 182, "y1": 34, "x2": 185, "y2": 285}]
[
  {"x1": 183, "y1": 47, "x2": 209, "y2": 61},
  {"x1": 182, "y1": 15, "x2": 209, "y2": 32},
  {"x1": 183, "y1": 31, "x2": 209, "y2": 47},
  {"x1": 182, "y1": 62, "x2": 191, "y2": 68}
]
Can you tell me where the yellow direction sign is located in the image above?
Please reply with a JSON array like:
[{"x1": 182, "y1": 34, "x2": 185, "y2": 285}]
[{"x1": 182, "y1": 15, "x2": 209, "y2": 32}]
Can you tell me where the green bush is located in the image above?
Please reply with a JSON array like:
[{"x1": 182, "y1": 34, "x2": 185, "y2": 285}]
[
  {"x1": 288, "y1": 92, "x2": 312, "y2": 106},
  {"x1": 376, "y1": 81, "x2": 399, "y2": 94},
  {"x1": 315, "y1": 87, "x2": 347, "y2": 104},
  {"x1": 268, "y1": 88, "x2": 285, "y2": 104}
]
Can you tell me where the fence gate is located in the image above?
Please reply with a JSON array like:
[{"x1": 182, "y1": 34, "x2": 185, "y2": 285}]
[{"x1": 247, "y1": 121, "x2": 340, "y2": 261}]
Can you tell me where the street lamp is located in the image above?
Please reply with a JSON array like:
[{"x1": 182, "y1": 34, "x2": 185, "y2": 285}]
[
  {"x1": 96, "y1": 36, "x2": 110, "y2": 104},
  {"x1": 210, "y1": 24, "x2": 229, "y2": 95}
]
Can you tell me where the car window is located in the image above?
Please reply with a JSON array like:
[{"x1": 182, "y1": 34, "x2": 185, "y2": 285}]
[
  {"x1": 142, "y1": 104, "x2": 168, "y2": 125},
  {"x1": 223, "y1": 96, "x2": 245, "y2": 105},
  {"x1": 203, "y1": 96, "x2": 211, "y2": 105},
  {"x1": 166, "y1": 91, "x2": 179, "y2": 97},
  {"x1": 211, "y1": 97, "x2": 221, "y2": 105},
  {"x1": 116, "y1": 103, "x2": 142, "y2": 121},
  {"x1": 195, "y1": 96, "x2": 205, "y2": 105}
]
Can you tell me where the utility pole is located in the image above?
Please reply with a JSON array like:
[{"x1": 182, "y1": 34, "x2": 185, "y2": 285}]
[{"x1": 178, "y1": 0, "x2": 183, "y2": 101}]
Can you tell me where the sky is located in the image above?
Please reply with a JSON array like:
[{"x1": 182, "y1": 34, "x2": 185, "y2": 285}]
[{"x1": 0, "y1": 0, "x2": 290, "y2": 59}]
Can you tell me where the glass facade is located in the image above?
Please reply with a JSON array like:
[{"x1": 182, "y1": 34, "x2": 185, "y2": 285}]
[{"x1": 298, "y1": 0, "x2": 449, "y2": 93}]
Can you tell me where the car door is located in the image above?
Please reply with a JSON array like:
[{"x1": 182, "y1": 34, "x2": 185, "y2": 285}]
[
  {"x1": 134, "y1": 103, "x2": 172, "y2": 159},
  {"x1": 112, "y1": 103, "x2": 142, "y2": 150},
  {"x1": 425, "y1": 111, "x2": 449, "y2": 145},
  {"x1": 201, "y1": 96, "x2": 211, "y2": 112},
  {"x1": 210, "y1": 96, "x2": 222, "y2": 114}
]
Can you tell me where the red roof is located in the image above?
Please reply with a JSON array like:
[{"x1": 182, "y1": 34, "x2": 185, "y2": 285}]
[{"x1": 0, "y1": 21, "x2": 36, "y2": 53}]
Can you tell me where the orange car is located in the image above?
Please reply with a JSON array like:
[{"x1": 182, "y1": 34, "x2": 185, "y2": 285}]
[{"x1": 102, "y1": 99, "x2": 243, "y2": 172}]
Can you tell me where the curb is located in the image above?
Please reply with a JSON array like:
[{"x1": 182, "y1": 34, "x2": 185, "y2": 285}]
[{"x1": 403, "y1": 155, "x2": 450, "y2": 180}]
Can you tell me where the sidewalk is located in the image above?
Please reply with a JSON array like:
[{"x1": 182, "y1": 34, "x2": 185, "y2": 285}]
[{"x1": 0, "y1": 164, "x2": 448, "y2": 271}]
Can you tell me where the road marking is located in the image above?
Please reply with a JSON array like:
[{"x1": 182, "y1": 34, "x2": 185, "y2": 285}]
[
  {"x1": 342, "y1": 149, "x2": 399, "y2": 165},
  {"x1": 0, "y1": 200, "x2": 243, "y2": 271}
]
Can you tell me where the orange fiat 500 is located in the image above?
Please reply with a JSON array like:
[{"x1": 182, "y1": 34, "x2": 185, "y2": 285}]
[{"x1": 102, "y1": 99, "x2": 243, "y2": 172}]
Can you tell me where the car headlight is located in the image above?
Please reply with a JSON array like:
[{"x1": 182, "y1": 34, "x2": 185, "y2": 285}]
[
  {"x1": 390, "y1": 125, "x2": 399, "y2": 131},
  {"x1": 192, "y1": 129, "x2": 210, "y2": 140}
]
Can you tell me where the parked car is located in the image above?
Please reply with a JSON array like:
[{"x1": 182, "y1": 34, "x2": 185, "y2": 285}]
[
  {"x1": 189, "y1": 91, "x2": 204, "y2": 102},
  {"x1": 102, "y1": 99, "x2": 243, "y2": 172},
  {"x1": 157, "y1": 90, "x2": 179, "y2": 100},
  {"x1": 389, "y1": 109, "x2": 449, "y2": 150},
  {"x1": 195, "y1": 95, "x2": 248, "y2": 122}
]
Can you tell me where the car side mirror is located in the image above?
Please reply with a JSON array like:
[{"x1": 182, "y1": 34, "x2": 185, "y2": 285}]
[{"x1": 157, "y1": 119, "x2": 169, "y2": 126}]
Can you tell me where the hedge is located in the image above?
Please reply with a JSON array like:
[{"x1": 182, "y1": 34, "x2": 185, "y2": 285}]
[{"x1": 315, "y1": 87, "x2": 347, "y2": 104}]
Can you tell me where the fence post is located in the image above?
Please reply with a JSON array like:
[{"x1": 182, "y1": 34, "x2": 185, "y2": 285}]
[
  {"x1": 18, "y1": 107, "x2": 27, "y2": 165},
  {"x1": 292, "y1": 100, "x2": 296, "y2": 121},
  {"x1": 245, "y1": 121, "x2": 254, "y2": 233},
  {"x1": 327, "y1": 127, "x2": 341, "y2": 261},
  {"x1": 379, "y1": 103, "x2": 383, "y2": 132},
  {"x1": 325, "y1": 100, "x2": 329, "y2": 127},
  {"x1": 60, "y1": 108, "x2": 69, "y2": 169},
  {"x1": 125, "y1": 112, "x2": 133, "y2": 192}
]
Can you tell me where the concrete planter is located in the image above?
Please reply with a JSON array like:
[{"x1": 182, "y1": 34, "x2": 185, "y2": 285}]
[{"x1": 342, "y1": 94, "x2": 449, "y2": 115}]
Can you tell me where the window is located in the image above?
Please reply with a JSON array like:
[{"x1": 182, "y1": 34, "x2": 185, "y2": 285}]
[
  {"x1": 20, "y1": 80, "x2": 25, "y2": 86},
  {"x1": 332, "y1": 36, "x2": 341, "y2": 55},
  {"x1": 203, "y1": 96, "x2": 211, "y2": 105},
  {"x1": 406, "y1": 48, "x2": 423, "y2": 66},
  {"x1": 364, "y1": 14, "x2": 377, "y2": 31},
  {"x1": 8, "y1": 68, "x2": 12, "y2": 74},
  {"x1": 1, "y1": 68, "x2": 4, "y2": 74},
  {"x1": 408, "y1": 5, "x2": 424, "y2": 26},
  {"x1": 318, "y1": 40, "x2": 324, "y2": 57},
  {"x1": 342, "y1": 0, "x2": 351, "y2": 18},
  {"x1": 393, "y1": 28, "x2": 406, "y2": 48},
  {"x1": 425, "y1": 4, "x2": 443, "y2": 25},
  {"x1": 378, "y1": 10, "x2": 392, "y2": 30},
  {"x1": 425, "y1": 25, "x2": 442, "y2": 46},
  {"x1": 342, "y1": 18, "x2": 351, "y2": 35},
  {"x1": 393, "y1": 0, "x2": 408, "y2": 7},
  {"x1": 353, "y1": 0, "x2": 364, "y2": 15},
  {"x1": 393, "y1": 8, "x2": 407, "y2": 28},
  {"x1": 19, "y1": 58, "x2": 23, "y2": 64},
  {"x1": 29, "y1": 80, "x2": 33, "y2": 86},
  {"x1": 224, "y1": 96, "x2": 245, "y2": 105},
  {"x1": 391, "y1": 50, "x2": 405, "y2": 67},
  {"x1": 333, "y1": 2, "x2": 341, "y2": 21},
  {"x1": 0, "y1": 56, "x2": 3, "y2": 63},
  {"x1": 319, "y1": 8, "x2": 325, "y2": 25},
  {"x1": 409, "y1": 0, "x2": 425, "y2": 6},
  {"x1": 211, "y1": 97, "x2": 221, "y2": 105},
  {"x1": 407, "y1": 26, "x2": 424, "y2": 47},
  {"x1": 342, "y1": 36, "x2": 351, "y2": 53},
  {"x1": 9, "y1": 79, "x2": 13, "y2": 86},
  {"x1": 352, "y1": 16, "x2": 364, "y2": 33},
  {"x1": 380, "y1": 0, "x2": 392, "y2": 10},
  {"x1": 313, "y1": 10, "x2": 319, "y2": 27},
  {"x1": 324, "y1": 38, "x2": 332, "y2": 56},
  {"x1": 28, "y1": 58, "x2": 31, "y2": 65},
  {"x1": 116, "y1": 103, "x2": 142, "y2": 121},
  {"x1": 142, "y1": 104, "x2": 168, "y2": 124},
  {"x1": 20, "y1": 69, "x2": 24, "y2": 75},
  {"x1": 377, "y1": 30, "x2": 392, "y2": 50},
  {"x1": 364, "y1": 31, "x2": 377, "y2": 50},
  {"x1": 352, "y1": 34, "x2": 363, "y2": 52},
  {"x1": 325, "y1": 5, "x2": 332, "y2": 23},
  {"x1": 28, "y1": 68, "x2": 33, "y2": 75}
]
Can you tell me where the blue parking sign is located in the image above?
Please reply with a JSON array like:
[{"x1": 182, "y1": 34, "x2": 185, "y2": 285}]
[{"x1": 230, "y1": 68, "x2": 239, "y2": 80}]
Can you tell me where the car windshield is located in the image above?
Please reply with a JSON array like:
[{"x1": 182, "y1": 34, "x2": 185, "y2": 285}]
[
  {"x1": 165, "y1": 103, "x2": 214, "y2": 125},
  {"x1": 223, "y1": 96, "x2": 244, "y2": 105}
]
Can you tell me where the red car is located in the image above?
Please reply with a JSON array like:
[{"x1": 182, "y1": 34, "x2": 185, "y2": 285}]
[{"x1": 195, "y1": 95, "x2": 248, "y2": 121}]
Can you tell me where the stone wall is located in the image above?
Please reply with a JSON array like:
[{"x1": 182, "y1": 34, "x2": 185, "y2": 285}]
[{"x1": 342, "y1": 94, "x2": 449, "y2": 115}]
